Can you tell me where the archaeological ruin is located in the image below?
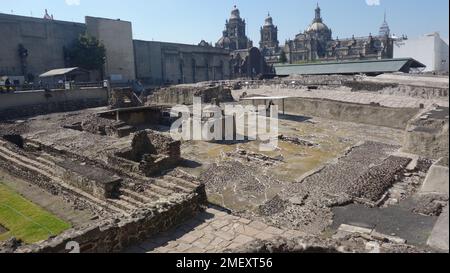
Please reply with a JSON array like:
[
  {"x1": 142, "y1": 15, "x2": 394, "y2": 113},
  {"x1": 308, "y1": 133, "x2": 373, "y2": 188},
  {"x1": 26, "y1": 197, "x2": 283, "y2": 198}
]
[
  {"x1": 0, "y1": 2, "x2": 448, "y2": 257},
  {"x1": 0, "y1": 72, "x2": 448, "y2": 254}
]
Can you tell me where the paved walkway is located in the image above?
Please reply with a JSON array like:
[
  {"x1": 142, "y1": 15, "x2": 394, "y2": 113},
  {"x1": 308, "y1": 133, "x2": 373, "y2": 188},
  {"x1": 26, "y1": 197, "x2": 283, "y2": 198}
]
[{"x1": 125, "y1": 207, "x2": 305, "y2": 253}]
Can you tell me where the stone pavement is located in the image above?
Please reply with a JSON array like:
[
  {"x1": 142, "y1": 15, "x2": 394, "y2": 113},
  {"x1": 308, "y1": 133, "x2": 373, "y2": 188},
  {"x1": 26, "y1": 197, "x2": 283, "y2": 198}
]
[{"x1": 125, "y1": 207, "x2": 306, "y2": 253}]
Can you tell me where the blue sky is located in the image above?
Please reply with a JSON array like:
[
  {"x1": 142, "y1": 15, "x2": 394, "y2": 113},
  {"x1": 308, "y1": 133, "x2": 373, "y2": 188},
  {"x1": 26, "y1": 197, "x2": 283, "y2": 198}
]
[{"x1": 1, "y1": 0, "x2": 448, "y2": 45}]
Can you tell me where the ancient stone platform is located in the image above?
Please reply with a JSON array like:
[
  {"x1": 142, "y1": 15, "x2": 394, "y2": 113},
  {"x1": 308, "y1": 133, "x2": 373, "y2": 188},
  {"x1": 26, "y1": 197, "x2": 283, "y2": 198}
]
[{"x1": 125, "y1": 207, "x2": 306, "y2": 253}]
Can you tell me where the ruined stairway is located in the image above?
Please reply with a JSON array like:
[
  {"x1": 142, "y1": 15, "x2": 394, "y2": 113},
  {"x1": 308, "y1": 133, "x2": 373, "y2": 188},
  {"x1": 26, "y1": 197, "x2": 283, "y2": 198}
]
[
  {"x1": 0, "y1": 141, "x2": 203, "y2": 218},
  {"x1": 0, "y1": 142, "x2": 130, "y2": 216}
]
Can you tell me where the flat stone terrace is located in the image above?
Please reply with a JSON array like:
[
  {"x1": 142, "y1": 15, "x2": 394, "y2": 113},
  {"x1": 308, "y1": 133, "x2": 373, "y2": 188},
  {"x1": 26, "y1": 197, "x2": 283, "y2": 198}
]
[{"x1": 233, "y1": 88, "x2": 449, "y2": 108}]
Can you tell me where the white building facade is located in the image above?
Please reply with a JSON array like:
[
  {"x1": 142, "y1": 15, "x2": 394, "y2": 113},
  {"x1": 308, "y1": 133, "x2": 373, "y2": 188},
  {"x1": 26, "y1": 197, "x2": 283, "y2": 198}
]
[{"x1": 394, "y1": 32, "x2": 449, "y2": 73}]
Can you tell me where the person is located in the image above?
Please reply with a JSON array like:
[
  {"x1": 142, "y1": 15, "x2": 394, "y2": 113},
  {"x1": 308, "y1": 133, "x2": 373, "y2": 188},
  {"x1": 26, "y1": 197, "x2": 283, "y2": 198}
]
[
  {"x1": 4, "y1": 78, "x2": 11, "y2": 92},
  {"x1": 267, "y1": 100, "x2": 275, "y2": 117}
]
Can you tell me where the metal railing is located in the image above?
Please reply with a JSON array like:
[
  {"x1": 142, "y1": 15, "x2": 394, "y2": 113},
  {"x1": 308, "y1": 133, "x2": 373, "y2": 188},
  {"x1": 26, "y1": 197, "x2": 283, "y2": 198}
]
[{"x1": 0, "y1": 81, "x2": 107, "y2": 94}]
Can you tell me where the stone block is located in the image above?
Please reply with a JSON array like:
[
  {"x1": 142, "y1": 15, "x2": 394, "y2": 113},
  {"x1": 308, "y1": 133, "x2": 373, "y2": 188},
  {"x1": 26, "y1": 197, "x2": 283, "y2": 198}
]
[{"x1": 338, "y1": 224, "x2": 373, "y2": 235}]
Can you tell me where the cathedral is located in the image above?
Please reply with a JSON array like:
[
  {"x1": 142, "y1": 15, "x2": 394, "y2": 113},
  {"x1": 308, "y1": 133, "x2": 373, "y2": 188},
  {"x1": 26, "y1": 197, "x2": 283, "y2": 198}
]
[
  {"x1": 216, "y1": 6, "x2": 253, "y2": 51},
  {"x1": 254, "y1": 5, "x2": 395, "y2": 64},
  {"x1": 259, "y1": 13, "x2": 281, "y2": 64},
  {"x1": 213, "y1": 4, "x2": 396, "y2": 76},
  {"x1": 216, "y1": 6, "x2": 274, "y2": 78}
]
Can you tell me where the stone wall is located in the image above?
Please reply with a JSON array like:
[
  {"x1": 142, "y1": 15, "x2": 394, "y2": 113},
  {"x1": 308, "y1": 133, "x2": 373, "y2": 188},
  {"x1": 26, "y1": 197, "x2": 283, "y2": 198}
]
[
  {"x1": 148, "y1": 85, "x2": 234, "y2": 105},
  {"x1": 15, "y1": 189, "x2": 207, "y2": 253},
  {"x1": 0, "y1": 137, "x2": 208, "y2": 253},
  {"x1": 133, "y1": 40, "x2": 231, "y2": 85},
  {"x1": 109, "y1": 88, "x2": 142, "y2": 109},
  {"x1": 111, "y1": 130, "x2": 181, "y2": 176},
  {"x1": 0, "y1": 141, "x2": 113, "y2": 216},
  {"x1": 0, "y1": 88, "x2": 108, "y2": 120},
  {"x1": 403, "y1": 107, "x2": 449, "y2": 159},
  {"x1": 344, "y1": 81, "x2": 449, "y2": 100},
  {"x1": 281, "y1": 97, "x2": 418, "y2": 130}
]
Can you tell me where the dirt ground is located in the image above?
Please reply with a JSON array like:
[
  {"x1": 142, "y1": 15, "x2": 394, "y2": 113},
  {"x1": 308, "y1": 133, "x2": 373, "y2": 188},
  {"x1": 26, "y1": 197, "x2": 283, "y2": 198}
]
[{"x1": 179, "y1": 113, "x2": 406, "y2": 228}]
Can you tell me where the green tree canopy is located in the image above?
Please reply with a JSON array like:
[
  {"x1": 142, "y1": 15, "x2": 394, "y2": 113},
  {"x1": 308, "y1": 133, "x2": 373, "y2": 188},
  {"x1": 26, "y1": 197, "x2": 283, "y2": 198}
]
[
  {"x1": 65, "y1": 34, "x2": 106, "y2": 71},
  {"x1": 279, "y1": 50, "x2": 288, "y2": 64}
]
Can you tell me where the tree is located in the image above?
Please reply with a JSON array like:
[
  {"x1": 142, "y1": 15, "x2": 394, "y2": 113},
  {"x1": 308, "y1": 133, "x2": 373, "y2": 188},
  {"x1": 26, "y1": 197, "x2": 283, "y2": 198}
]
[
  {"x1": 279, "y1": 50, "x2": 288, "y2": 64},
  {"x1": 65, "y1": 34, "x2": 106, "y2": 72}
]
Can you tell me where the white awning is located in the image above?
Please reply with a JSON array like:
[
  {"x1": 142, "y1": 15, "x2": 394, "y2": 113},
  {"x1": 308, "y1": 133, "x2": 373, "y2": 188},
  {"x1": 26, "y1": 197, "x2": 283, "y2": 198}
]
[{"x1": 39, "y1": 67, "x2": 80, "y2": 78}]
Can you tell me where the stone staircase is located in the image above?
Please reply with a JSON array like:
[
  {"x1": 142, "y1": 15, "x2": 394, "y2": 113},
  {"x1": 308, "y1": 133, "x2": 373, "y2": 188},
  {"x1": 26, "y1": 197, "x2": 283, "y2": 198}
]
[
  {"x1": 0, "y1": 140, "x2": 202, "y2": 218},
  {"x1": 0, "y1": 142, "x2": 129, "y2": 216}
]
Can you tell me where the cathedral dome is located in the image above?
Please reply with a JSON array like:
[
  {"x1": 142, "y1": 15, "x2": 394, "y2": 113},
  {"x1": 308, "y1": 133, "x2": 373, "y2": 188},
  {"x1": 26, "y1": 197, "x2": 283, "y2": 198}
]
[
  {"x1": 306, "y1": 21, "x2": 329, "y2": 32},
  {"x1": 230, "y1": 5, "x2": 241, "y2": 19},
  {"x1": 264, "y1": 13, "x2": 273, "y2": 26},
  {"x1": 216, "y1": 36, "x2": 232, "y2": 49},
  {"x1": 306, "y1": 5, "x2": 330, "y2": 33}
]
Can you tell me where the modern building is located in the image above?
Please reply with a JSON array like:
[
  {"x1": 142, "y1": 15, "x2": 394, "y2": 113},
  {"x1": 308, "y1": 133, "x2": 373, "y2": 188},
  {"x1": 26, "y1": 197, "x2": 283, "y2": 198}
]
[
  {"x1": 283, "y1": 5, "x2": 394, "y2": 64},
  {"x1": 216, "y1": 6, "x2": 253, "y2": 51},
  {"x1": 86, "y1": 17, "x2": 136, "y2": 82},
  {"x1": 0, "y1": 11, "x2": 237, "y2": 85},
  {"x1": 0, "y1": 12, "x2": 85, "y2": 82},
  {"x1": 394, "y1": 32, "x2": 449, "y2": 73}
]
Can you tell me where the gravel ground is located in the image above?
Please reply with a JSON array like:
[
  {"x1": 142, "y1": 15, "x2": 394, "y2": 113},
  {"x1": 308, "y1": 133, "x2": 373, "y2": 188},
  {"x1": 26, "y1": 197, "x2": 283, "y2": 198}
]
[
  {"x1": 199, "y1": 160, "x2": 285, "y2": 212},
  {"x1": 256, "y1": 141, "x2": 402, "y2": 234},
  {"x1": 347, "y1": 156, "x2": 411, "y2": 202},
  {"x1": 412, "y1": 194, "x2": 449, "y2": 216},
  {"x1": 228, "y1": 234, "x2": 430, "y2": 253}
]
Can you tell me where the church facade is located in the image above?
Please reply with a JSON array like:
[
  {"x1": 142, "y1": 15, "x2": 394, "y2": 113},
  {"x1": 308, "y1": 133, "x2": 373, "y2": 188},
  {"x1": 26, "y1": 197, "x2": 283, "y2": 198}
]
[
  {"x1": 216, "y1": 6, "x2": 253, "y2": 51},
  {"x1": 263, "y1": 5, "x2": 395, "y2": 64},
  {"x1": 216, "y1": 6, "x2": 274, "y2": 78}
]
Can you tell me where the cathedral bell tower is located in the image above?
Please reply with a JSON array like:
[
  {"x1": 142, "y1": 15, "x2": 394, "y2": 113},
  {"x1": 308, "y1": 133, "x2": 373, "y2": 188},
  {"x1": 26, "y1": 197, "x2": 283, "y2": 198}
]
[{"x1": 259, "y1": 13, "x2": 279, "y2": 50}]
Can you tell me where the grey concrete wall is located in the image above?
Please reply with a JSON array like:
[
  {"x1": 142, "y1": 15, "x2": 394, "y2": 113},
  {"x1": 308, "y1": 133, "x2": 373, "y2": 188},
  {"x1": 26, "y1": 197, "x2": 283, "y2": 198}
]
[
  {"x1": 0, "y1": 88, "x2": 108, "y2": 120},
  {"x1": 0, "y1": 13, "x2": 86, "y2": 79},
  {"x1": 86, "y1": 17, "x2": 136, "y2": 82},
  {"x1": 134, "y1": 40, "x2": 231, "y2": 85}
]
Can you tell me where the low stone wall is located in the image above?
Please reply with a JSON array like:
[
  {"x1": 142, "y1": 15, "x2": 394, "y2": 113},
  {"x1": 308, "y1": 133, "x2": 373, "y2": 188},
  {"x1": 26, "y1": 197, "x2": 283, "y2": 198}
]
[
  {"x1": 344, "y1": 81, "x2": 449, "y2": 100},
  {"x1": 0, "y1": 88, "x2": 108, "y2": 120},
  {"x1": 111, "y1": 130, "x2": 181, "y2": 176},
  {"x1": 16, "y1": 188, "x2": 207, "y2": 253},
  {"x1": 0, "y1": 141, "x2": 112, "y2": 216},
  {"x1": 343, "y1": 81, "x2": 399, "y2": 92},
  {"x1": 281, "y1": 97, "x2": 419, "y2": 130},
  {"x1": 403, "y1": 107, "x2": 449, "y2": 159},
  {"x1": 148, "y1": 85, "x2": 234, "y2": 105}
]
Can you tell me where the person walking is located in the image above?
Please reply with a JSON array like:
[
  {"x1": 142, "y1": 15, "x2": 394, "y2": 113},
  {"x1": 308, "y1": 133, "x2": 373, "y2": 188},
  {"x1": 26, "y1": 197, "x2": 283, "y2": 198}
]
[{"x1": 5, "y1": 78, "x2": 11, "y2": 92}]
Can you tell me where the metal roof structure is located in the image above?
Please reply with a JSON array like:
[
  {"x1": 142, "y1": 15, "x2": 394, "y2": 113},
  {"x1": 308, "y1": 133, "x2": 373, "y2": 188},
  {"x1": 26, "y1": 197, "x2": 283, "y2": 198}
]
[
  {"x1": 274, "y1": 58, "x2": 426, "y2": 76},
  {"x1": 39, "y1": 67, "x2": 85, "y2": 78},
  {"x1": 241, "y1": 96, "x2": 292, "y2": 101}
]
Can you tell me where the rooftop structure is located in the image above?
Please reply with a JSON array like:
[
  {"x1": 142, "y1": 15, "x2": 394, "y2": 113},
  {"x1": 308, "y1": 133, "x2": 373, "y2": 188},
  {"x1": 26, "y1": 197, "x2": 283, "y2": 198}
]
[{"x1": 274, "y1": 58, "x2": 426, "y2": 76}]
